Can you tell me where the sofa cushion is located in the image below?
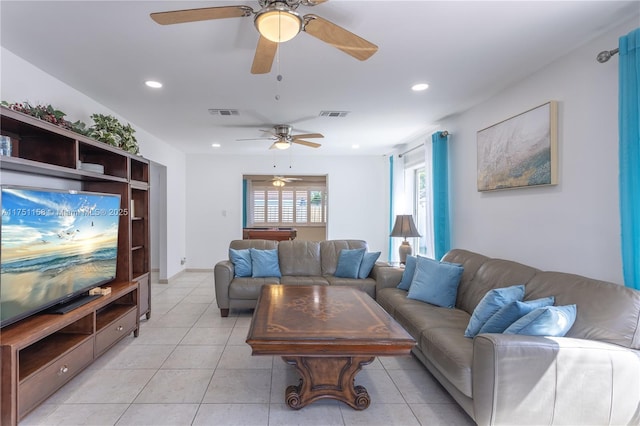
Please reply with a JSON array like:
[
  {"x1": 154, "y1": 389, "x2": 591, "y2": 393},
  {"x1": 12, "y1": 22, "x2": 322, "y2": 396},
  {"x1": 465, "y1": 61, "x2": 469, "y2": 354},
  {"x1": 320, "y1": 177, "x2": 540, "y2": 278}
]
[
  {"x1": 421, "y1": 326, "x2": 474, "y2": 398},
  {"x1": 278, "y1": 240, "x2": 321, "y2": 276},
  {"x1": 320, "y1": 240, "x2": 368, "y2": 276},
  {"x1": 250, "y1": 248, "x2": 282, "y2": 278},
  {"x1": 376, "y1": 287, "x2": 411, "y2": 317},
  {"x1": 525, "y1": 271, "x2": 640, "y2": 350},
  {"x1": 407, "y1": 257, "x2": 464, "y2": 308},
  {"x1": 464, "y1": 285, "x2": 525, "y2": 338},
  {"x1": 393, "y1": 296, "x2": 472, "y2": 340},
  {"x1": 335, "y1": 248, "x2": 366, "y2": 278},
  {"x1": 397, "y1": 255, "x2": 417, "y2": 290},
  {"x1": 453, "y1": 258, "x2": 538, "y2": 316},
  {"x1": 229, "y1": 277, "x2": 280, "y2": 299},
  {"x1": 229, "y1": 239, "x2": 278, "y2": 251},
  {"x1": 478, "y1": 296, "x2": 555, "y2": 334},
  {"x1": 325, "y1": 276, "x2": 377, "y2": 298},
  {"x1": 504, "y1": 304, "x2": 577, "y2": 337},
  {"x1": 358, "y1": 251, "x2": 381, "y2": 279},
  {"x1": 229, "y1": 248, "x2": 252, "y2": 277},
  {"x1": 280, "y1": 275, "x2": 330, "y2": 286}
]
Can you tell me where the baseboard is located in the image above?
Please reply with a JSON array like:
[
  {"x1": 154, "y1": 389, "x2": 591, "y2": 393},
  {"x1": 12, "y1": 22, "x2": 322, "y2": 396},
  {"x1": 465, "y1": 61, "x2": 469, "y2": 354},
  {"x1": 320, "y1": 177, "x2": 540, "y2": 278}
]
[
  {"x1": 157, "y1": 268, "x2": 214, "y2": 284},
  {"x1": 159, "y1": 269, "x2": 185, "y2": 284},
  {"x1": 186, "y1": 268, "x2": 214, "y2": 272}
]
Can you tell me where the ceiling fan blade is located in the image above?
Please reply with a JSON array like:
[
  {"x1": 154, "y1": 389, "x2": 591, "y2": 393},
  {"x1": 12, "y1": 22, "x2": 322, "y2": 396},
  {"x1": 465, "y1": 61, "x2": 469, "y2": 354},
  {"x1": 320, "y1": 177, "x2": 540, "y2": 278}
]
[
  {"x1": 236, "y1": 137, "x2": 276, "y2": 141},
  {"x1": 303, "y1": 15, "x2": 378, "y2": 61},
  {"x1": 293, "y1": 139, "x2": 322, "y2": 148},
  {"x1": 293, "y1": 133, "x2": 324, "y2": 139},
  {"x1": 150, "y1": 6, "x2": 253, "y2": 25},
  {"x1": 252, "y1": 36, "x2": 278, "y2": 74}
]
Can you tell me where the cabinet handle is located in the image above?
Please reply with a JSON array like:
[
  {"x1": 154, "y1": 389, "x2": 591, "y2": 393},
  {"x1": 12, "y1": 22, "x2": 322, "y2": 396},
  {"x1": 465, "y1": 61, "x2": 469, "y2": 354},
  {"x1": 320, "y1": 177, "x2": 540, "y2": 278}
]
[
  {"x1": 58, "y1": 365, "x2": 69, "y2": 375},
  {"x1": 117, "y1": 325, "x2": 124, "y2": 332}
]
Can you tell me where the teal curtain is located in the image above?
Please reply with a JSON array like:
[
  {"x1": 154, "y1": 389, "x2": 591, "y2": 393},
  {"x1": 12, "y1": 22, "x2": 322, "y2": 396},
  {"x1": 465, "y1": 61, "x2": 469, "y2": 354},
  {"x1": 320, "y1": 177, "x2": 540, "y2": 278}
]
[
  {"x1": 619, "y1": 28, "x2": 640, "y2": 290},
  {"x1": 388, "y1": 155, "x2": 395, "y2": 261},
  {"x1": 432, "y1": 131, "x2": 450, "y2": 260},
  {"x1": 242, "y1": 179, "x2": 247, "y2": 228}
]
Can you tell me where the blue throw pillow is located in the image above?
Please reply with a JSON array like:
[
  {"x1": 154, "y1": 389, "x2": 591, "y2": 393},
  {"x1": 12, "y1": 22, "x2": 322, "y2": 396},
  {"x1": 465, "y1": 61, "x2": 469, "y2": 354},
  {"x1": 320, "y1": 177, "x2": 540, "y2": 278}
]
[
  {"x1": 397, "y1": 255, "x2": 417, "y2": 290},
  {"x1": 358, "y1": 251, "x2": 381, "y2": 279},
  {"x1": 464, "y1": 284, "x2": 525, "y2": 338},
  {"x1": 504, "y1": 304, "x2": 577, "y2": 337},
  {"x1": 335, "y1": 248, "x2": 366, "y2": 278},
  {"x1": 229, "y1": 248, "x2": 252, "y2": 277},
  {"x1": 406, "y1": 256, "x2": 464, "y2": 308},
  {"x1": 478, "y1": 296, "x2": 555, "y2": 334},
  {"x1": 249, "y1": 248, "x2": 281, "y2": 278}
]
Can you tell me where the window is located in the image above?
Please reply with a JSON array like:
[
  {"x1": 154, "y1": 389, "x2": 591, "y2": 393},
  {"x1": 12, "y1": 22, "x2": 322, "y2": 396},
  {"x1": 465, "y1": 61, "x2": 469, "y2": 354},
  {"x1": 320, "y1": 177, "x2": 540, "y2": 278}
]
[
  {"x1": 249, "y1": 184, "x2": 328, "y2": 226},
  {"x1": 414, "y1": 167, "x2": 427, "y2": 255},
  {"x1": 402, "y1": 146, "x2": 428, "y2": 256}
]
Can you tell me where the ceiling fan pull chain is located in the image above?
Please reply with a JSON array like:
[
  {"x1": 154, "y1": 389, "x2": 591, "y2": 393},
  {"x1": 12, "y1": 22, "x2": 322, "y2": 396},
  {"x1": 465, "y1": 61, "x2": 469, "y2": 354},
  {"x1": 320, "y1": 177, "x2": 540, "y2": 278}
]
[{"x1": 275, "y1": 42, "x2": 282, "y2": 101}]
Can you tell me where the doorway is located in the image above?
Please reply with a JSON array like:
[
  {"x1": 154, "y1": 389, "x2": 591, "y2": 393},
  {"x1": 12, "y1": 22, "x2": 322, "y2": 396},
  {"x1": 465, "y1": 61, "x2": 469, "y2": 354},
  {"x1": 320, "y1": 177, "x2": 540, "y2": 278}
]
[
  {"x1": 150, "y1": 161, "x2": 168, "y2": 282},
  {"x1": 242, "y1": 174, "x2": 328, "y2": 241}
]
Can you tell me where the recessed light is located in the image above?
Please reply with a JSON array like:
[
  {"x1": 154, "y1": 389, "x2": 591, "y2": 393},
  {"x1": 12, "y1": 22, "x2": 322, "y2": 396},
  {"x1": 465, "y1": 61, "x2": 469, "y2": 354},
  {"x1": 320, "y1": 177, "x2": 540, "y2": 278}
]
[
  {"x1": 352, "y1": 144, "x2": 360, "y2": 149},
  {"x1": 211, "y1": 143, "x2": 221, "y2": 148},
  {"x1": 411, "y1": 83, "x2": 429, "y2": 91},
  {"x1": 145, "y1": 80, "x2": 163, "y2": 89}
]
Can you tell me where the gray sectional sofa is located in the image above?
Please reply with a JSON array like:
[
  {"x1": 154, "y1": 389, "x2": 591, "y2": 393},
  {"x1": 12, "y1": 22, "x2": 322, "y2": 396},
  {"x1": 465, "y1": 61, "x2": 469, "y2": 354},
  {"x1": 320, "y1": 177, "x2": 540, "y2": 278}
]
[
  {"x1": 376, "y1": 248, "x2": 640, "y2": 425},
  {"x1": 215, "y1": 242, "x2": 640, "y2": 424},
  {"x1": 214, "y1": 239, "x2": 396, "y2": 317}
]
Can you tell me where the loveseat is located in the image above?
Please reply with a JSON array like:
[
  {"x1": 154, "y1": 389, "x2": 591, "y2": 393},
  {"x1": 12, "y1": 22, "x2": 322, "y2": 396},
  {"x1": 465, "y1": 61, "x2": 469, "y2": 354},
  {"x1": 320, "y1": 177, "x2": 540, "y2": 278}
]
[
  {"x1": 376, "y1": 248, "x2": 640, "y2": 425},
  {"x1": 214, "y1": 239, "x2": 394, "y2": 317}
]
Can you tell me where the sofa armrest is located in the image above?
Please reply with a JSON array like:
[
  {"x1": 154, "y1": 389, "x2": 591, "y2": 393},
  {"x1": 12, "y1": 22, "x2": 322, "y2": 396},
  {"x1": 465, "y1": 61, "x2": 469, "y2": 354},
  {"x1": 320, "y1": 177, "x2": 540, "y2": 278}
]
[
  {"x1": 473, "y1": 333, "x2": 640, "y2": 426},
  {"x1": 371, "y1": 265, "x2": 404, "y2": 294},
  {"x1": 214, "y1": 260, "x2": 234, "y2": 310}
]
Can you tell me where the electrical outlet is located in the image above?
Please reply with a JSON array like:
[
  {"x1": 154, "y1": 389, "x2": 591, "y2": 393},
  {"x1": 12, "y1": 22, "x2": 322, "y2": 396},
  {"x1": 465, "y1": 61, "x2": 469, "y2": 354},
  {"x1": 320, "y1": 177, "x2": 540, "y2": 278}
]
[{"x1": 180, "y1": 257, "x2": 186, "y2": 265}]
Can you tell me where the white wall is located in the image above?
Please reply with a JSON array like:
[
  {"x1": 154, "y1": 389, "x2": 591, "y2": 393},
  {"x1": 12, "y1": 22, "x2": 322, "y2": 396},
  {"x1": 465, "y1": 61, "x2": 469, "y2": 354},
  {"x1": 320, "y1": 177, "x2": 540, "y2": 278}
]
[
  {"x1": 440, "y1": 18, "x2": 638, "y2": 284},
  {"x1": 185, "y1": 154, "x2": 389, "y2": 269},
  {"x1": 1, "y1": 47, "x2": 188, "y2": 279}
]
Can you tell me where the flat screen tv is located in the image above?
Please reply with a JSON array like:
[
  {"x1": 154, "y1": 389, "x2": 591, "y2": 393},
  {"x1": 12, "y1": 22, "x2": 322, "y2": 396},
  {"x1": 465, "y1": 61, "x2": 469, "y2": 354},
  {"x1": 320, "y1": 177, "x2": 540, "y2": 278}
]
[{"x1": 1, "y1": 186, "x2": 121, "y2": 327}]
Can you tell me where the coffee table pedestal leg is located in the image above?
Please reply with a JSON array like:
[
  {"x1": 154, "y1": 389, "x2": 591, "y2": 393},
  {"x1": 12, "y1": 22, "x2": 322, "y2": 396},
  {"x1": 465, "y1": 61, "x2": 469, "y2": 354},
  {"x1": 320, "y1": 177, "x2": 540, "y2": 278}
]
[{"x1": 282, "y1": 356, "x2": 375, "y2": 410}]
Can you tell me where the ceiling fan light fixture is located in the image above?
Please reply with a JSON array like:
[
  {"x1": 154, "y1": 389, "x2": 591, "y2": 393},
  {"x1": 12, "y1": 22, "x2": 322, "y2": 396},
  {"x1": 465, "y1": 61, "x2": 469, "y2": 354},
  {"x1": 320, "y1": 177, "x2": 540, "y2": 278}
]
[
  {"x1": 255, "y1": 6, "x2": 301, "y2": 43},
  {"x1": 274, "y1": 140, "x2": 291, "y2": 150},
  {"x1": 272, "y1": 179, "x2": 285, "y2": 187}
]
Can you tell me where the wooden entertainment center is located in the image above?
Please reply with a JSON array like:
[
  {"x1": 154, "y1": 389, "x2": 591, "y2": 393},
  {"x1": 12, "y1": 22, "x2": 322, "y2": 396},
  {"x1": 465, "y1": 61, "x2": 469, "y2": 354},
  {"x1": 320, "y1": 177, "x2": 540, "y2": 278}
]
[{"x1": 0, "y1": 106, "x2": 151, "y2": 425}]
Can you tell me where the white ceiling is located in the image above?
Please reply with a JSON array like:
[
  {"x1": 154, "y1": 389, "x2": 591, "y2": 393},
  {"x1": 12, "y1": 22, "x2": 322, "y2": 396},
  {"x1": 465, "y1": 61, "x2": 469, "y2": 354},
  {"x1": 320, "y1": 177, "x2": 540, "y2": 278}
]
[{"x1": 1, "y1": 1, "x2": 637, "y2": 156}]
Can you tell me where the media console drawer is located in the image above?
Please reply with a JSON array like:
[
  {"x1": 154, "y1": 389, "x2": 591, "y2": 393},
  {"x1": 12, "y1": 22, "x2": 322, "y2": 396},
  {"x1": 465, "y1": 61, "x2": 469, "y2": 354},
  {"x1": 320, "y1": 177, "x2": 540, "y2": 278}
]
[
  {"x1": 18, "y1": 338, "x2": 93, "y2": 418},
  {"x1": 95, "y1": 308, "x2": 137, "y2": 355}
]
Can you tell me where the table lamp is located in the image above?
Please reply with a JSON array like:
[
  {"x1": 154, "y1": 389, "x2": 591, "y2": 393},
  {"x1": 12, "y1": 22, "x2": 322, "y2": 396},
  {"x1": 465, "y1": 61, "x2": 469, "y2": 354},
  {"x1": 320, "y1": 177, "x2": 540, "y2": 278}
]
[{"x1": 390, "y1": 215, "x2": 421, "y2": 264}]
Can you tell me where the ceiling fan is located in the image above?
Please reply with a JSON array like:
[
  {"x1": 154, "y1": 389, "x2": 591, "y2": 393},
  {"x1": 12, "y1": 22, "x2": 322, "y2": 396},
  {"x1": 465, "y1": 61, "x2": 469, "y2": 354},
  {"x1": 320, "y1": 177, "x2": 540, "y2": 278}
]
[
  {"x1": 237, "y1": 124, "x2": 323, "y2": 150},
  {"x1": 150, "y1": 0, "x2": 378, "y2": 74},
  {"x1": 271, "y1": 175, "x2": 302, "y2": 186}
]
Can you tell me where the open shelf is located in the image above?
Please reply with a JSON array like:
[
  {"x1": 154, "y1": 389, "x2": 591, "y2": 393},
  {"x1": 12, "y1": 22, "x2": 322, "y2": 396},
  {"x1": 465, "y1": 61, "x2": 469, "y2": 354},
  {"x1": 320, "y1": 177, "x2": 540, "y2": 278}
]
[{"x1": 0, "y1": 107, "x2": 151, "y2": 426}]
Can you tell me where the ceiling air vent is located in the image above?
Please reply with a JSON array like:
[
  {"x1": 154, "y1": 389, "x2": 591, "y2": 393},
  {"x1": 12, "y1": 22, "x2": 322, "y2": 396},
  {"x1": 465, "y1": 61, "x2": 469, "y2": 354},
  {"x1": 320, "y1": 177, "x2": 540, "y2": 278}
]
[
  {"x1": 319, "y1": 110, "x2": 350, "y2": 118},
  {"x1": 208, "y1": 109, "x2": 240, "y2": 116}
]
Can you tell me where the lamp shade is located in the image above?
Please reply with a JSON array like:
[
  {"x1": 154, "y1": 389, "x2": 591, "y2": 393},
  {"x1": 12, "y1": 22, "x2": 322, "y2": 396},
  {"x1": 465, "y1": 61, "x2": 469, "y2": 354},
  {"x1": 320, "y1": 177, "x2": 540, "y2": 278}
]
[{"x1": 390, "y1": 215, "x2": 421, "y2": 239}]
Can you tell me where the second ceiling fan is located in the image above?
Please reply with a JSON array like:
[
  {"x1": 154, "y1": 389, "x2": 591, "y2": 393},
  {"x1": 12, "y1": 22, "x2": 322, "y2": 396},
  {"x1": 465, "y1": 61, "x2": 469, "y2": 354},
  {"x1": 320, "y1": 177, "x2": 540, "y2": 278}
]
[
  {"x1": 150, "y1": 0, "x2": 378, "y2": 74},
  {"x1": 237, "y1": 124, "x2": 323, "y2": 150}
]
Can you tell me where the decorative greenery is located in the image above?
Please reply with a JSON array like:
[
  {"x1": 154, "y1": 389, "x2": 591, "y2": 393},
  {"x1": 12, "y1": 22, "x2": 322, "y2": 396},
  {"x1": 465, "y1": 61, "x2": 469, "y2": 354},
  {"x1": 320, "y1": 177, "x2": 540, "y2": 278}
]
[
  {"x1": 2, "y1": 101, "x2": 140, "y2": 155},
  {"x1": 1, "y1": 101, "x2": 88, "y2": 135},
  {"x1": 87, "y1": 114, "x2": 139, "y2": 155}
]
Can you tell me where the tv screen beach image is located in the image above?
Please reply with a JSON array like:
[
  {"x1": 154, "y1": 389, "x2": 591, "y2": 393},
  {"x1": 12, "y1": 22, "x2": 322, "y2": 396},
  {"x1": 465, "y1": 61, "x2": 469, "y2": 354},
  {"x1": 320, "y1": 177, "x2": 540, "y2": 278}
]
[{"x1": 1, "y1": 187, "x2": 121, "y2": 325}]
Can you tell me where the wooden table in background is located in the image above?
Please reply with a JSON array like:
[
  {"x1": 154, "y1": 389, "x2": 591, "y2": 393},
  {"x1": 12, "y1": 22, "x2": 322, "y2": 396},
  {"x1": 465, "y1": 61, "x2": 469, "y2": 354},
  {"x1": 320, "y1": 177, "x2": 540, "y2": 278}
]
[
  {"x1": 242, "y1": 228, "x2": 296, "y2": 241},
  {"x1": 246, "y1": 285, "x2": 415, "y2": 410}
]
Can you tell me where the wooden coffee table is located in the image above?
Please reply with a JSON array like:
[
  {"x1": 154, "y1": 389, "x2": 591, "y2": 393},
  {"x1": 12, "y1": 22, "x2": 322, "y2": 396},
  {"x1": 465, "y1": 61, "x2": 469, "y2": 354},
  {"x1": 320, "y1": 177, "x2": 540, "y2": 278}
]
[{"x1": 246, "y1": 285, "x2": 415, "y2": 410}]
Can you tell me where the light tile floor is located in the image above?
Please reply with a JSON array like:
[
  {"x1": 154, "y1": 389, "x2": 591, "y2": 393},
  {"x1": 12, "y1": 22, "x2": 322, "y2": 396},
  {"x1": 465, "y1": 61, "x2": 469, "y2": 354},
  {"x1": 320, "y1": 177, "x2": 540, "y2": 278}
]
[{"x1": 21, "y1": 272, "x2": 475, "y2": 426}]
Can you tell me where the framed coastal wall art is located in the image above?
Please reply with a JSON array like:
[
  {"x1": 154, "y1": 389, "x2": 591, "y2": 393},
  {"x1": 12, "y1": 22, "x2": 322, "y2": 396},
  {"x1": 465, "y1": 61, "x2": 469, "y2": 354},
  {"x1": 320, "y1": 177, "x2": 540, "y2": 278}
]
[{"x1": 477, "y1": 101, "x2": 558, "y2": 191}]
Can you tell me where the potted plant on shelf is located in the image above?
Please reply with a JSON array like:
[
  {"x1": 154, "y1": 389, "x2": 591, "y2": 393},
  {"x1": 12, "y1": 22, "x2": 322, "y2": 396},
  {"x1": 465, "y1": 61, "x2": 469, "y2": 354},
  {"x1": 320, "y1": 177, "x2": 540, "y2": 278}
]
[
  {"x1": 87, "y1": 114, "x2": 139, "y2": 155},
  {"x1": 1, "y1": 101, "x2": 88, "y2": 135}
]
